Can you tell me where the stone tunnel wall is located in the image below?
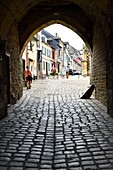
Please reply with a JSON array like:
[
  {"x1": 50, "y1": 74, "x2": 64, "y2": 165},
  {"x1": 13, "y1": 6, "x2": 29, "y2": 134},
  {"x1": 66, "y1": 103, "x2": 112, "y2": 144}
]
[
  {"x1": 0, "y1": 40, "x2": 7, "y2": 119},
  {"x1": 6, "y1": 23, "x2": 23, "y2": 104},
  {"x1": 92, "y1": 18, "x2": 107, "y2": 106}
]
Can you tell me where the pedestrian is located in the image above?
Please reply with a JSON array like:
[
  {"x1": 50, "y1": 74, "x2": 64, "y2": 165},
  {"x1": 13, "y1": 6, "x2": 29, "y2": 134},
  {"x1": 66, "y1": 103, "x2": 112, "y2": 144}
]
[
  {"x1": 24, "y1": 66, "x2": 32, "y2": 89},
  {"x1": 61, "y1": 67, "x2": 66, "y2": 78},
  {"x1": 66, "y1": 66, "x2": 69, "y2": 79}
]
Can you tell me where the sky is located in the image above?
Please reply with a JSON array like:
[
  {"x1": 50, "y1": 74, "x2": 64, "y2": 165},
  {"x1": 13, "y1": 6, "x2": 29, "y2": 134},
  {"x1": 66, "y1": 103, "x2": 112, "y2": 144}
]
[{"x1": 44, "y1": 24, "x2": 84, "y2": 50}]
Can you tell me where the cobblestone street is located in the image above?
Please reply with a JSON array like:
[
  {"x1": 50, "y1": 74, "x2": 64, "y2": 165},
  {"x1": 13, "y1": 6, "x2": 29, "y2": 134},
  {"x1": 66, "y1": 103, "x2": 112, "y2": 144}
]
[{"x1": 0, "y1": 76, "x2": 113, "y2": 170}]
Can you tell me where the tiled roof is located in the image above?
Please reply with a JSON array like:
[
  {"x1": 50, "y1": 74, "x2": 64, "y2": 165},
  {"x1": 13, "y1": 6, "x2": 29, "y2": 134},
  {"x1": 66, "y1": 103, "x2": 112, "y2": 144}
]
[
  {"x1": 41, "y1": 30, "x2": 59, "y2": 49},
  {"x1": 41, "y1": 30, "x2": 54, "y2": 38}
]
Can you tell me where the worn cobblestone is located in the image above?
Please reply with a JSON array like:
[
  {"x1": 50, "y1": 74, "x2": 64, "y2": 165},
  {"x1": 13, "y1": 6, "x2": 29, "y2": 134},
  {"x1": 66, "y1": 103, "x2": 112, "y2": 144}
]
[{"x1": 0, "y1": 76, "x2": 113, "y2": 169}]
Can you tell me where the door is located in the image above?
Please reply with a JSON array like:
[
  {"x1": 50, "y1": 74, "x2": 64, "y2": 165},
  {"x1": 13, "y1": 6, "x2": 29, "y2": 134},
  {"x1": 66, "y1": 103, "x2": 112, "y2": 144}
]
[{"x1": 46, "y1": 62, "x2": 48, "y2": 75}]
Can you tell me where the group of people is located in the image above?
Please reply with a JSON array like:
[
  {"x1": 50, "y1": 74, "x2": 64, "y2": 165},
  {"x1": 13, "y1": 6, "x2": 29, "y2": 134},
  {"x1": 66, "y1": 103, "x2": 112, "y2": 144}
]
[
  {"x1": 24, "y1": 65, "x2": 70, "y2": 90},
  {"x1": 50, "y1": 66, "x2": 70, "y2": 79},
  {"x1": 61, "y1": 66, "x2": 70, "y2": 79}
]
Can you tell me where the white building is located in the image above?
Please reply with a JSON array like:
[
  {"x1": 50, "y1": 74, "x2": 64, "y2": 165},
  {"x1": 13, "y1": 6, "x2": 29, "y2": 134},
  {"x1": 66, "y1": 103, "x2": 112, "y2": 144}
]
[
  {"x1": 22, "y1": 32, "x2": 41, "y2": 80},
  {"x1": 41, "y1": 35, "x2": 52, "y2": 76}
]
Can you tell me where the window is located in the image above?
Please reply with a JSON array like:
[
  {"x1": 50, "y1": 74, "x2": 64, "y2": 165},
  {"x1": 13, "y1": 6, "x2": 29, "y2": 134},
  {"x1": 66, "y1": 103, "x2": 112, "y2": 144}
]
[
  {"x1": 37, "y1": 50, "x2": 42, "y2": 62},
  {"x1": 42, "y1": 46, "x2": 46, "y2": 55},
  {"x1": 47, "y1": 49, "x2": 51, "y2": 58},
  {"x1": 43, "y1": 61, "x2": 45, "y2": 70},
  {"x1": 52, "y1": 51, "x2": 55, "y2": 59},
  {"x1": 37, "y1": 40, "x2": 40, "y2": 48},
  {"x1": 48, "y1": 63, "x2": 50, "y2": 71},
  {"x1": 27, "y1": 41, "x2": 33, "y2": 51}
]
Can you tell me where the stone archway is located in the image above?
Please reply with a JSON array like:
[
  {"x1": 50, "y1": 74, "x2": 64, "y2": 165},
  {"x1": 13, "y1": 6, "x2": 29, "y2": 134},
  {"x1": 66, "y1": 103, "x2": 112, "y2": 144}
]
[
  {"x1": 19, "y1": 2, "x2": 93, "y2": 53},
  {"x1": 0, "y1": 0, "x2": 113, "y2": 118}
]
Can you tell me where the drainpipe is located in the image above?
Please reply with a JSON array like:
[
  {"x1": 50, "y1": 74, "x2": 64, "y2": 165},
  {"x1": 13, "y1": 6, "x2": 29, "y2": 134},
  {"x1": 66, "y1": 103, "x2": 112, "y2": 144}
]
[{"x1": 26, "y1": 47, "x2": 29, "y2": 67}]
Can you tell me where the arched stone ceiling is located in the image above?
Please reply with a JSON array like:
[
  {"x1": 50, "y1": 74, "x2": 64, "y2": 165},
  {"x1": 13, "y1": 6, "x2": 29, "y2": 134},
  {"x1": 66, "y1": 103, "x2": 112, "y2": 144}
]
[
  {"x1": 0, "y1": 0, "x2": 112, "y2": 51},
  {"x1": 19, "y1": 2, "x2": 93, "y2": 52}
]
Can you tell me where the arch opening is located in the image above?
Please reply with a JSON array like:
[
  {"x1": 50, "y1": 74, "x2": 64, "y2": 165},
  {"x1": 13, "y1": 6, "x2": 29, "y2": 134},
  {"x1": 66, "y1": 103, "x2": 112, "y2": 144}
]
[
  {"x1": 19, "y1": 2, "x2": 93, "y2": 55},
  {"x1": 22, "y1": 23, "x2": 92, "y2": 97}
]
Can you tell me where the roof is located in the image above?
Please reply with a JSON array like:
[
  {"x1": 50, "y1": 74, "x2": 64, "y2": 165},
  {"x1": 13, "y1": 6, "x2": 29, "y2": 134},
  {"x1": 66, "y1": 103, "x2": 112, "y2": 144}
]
[
  {"x1": 41, "y1": 29, "x2": 54, "y2": 39},
  {"x1": 41, "y1": 29, "x2": 61, "y2": 49}
]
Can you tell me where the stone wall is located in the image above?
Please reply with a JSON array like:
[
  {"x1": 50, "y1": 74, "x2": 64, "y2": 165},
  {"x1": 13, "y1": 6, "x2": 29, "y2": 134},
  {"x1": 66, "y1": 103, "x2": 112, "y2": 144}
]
[
  {"x1": 106, "y1": 28, "x2": 113, "y2": 117},
  {"x1": 6, "y1": 23, "x2": 23, "y2": 104},
  {"x1": 92, "y1": 18, "x2": 107, "y2": 106},
  {"x1": 0, "y1": 22, "x2": 23, "y2": 119},
  {"x1": 0, "y1": 40, "x2": 7, "y2": 119}
]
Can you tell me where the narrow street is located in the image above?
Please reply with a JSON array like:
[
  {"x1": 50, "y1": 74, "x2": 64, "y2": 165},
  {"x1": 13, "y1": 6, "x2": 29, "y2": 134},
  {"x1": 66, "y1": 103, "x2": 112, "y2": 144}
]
[{"x1": 0, "y1": 76, "x2": 113, "y2": 170}]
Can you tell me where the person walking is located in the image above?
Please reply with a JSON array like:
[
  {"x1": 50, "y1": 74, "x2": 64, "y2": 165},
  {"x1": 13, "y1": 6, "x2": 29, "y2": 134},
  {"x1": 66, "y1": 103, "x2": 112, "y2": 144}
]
[
  {"x1": 66, "y1": 66, "x2": 69, "y2": 79},
  {"x1": 24, "y1": 66, "x2": 32, "y2": 89},
  {"x1": 61, "y1": 67, "x2": 66, "y2": 79}
]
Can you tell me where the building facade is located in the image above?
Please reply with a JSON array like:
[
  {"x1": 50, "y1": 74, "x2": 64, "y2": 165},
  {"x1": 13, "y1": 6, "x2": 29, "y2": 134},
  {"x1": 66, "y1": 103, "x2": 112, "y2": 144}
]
[
  {"x1": 82, "y1": 44, "x2": 91, "y2": 76},
  {"x1": 22, "y1": 29, "x2": 82, "y2": 80}
]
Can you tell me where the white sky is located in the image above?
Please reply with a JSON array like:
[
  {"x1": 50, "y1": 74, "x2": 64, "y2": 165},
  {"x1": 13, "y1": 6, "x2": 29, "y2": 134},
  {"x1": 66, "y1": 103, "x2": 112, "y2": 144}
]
[{"x1": 44, "y1": 24, "x2": 84, "y2": 50}]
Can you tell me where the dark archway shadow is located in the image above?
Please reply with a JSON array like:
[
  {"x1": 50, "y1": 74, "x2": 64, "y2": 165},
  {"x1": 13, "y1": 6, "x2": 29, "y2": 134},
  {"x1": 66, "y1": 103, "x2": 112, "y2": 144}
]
[{"x1": 19, "y1": 2, "x2": 93, "y2": 56}]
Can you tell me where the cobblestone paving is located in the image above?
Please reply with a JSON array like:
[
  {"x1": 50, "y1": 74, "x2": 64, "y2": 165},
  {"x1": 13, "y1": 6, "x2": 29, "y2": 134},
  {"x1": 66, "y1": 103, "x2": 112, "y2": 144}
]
[{"x1": 0, "y1": 76, "x2": 113, "y2": 170}]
